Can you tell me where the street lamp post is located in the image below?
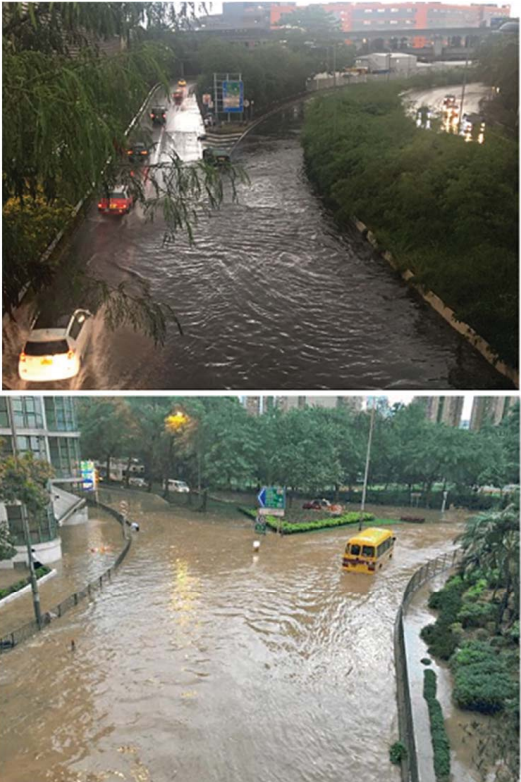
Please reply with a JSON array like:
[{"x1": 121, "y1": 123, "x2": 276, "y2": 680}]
[
  {"x1": 6, "y1": 398, "x2": 43, "y2": 629},
  {"x1": 359, "y1": 403, "x2": 376, "y2": 531},
  {"x1": 457, "y1": 44, "x2": 470, "y2": 134}
]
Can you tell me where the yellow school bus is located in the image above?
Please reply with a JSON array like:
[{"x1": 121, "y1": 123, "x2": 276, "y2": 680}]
[{"x1": 342, "y1": 527, "x2": 396, "y2": 574}]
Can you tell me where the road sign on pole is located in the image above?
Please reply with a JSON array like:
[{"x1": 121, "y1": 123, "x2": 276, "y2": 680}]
[
  {"x1": 257, "y1": 487, "x2": 285, "y2": 513},
  {"x1": 80, "y1": 460, "x2": 97, "y2": 491}
]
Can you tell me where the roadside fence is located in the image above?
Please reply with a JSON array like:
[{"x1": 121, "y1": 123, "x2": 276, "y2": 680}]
[
  {"x1": 394, "y1": 548, "x2": 461, "y2": 782},
  {"x1": 0, "y1": 499, "x2": 132, "y2": 654}
]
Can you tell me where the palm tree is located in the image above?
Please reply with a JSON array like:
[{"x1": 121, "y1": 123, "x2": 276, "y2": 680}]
[{"x1": 456, "y1": 499, "x2": 520, "y2": 631}]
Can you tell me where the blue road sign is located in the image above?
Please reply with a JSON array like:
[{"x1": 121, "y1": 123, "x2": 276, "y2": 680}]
[{"x1": 257, "y1": 486, "x2": 285, "y2": 510}]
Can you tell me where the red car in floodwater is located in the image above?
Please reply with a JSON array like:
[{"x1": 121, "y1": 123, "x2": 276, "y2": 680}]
[{"x1": 97, "y1": 185, "x2": 134, "y2": 215}]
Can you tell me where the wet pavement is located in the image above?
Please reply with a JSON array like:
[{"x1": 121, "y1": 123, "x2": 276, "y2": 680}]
[{"x1": 0, "y1": 490, "x2": 469, "y2": 782}]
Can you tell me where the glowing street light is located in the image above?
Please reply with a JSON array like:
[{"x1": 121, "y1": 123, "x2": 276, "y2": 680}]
[{"x1": 165, "y1": 410, "x2": 190, "y2": 433}]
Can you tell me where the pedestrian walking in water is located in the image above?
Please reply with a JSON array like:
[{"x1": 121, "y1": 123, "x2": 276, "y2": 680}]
[{"x1": 71, "y1": 640, "x2": 76, "y2": 652}]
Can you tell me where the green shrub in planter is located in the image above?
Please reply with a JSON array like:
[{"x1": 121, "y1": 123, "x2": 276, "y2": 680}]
[
  {"x1": 457, "y1": 601, "x2": 498, "y2": 628},
  {"x1": 0, "y1": 565, "x2": 51, "y2": 600},
  {"x1": 423, "y1": 669, "x2": 451, "y2": 781},
  {"x1": 453, "y1": 663, "x2": 512, "y2": 714},
  {"x1": 421, "y1": 622, "x2": 460, "y2": 661},
  {"x1": 450, "y1": 640, "x2": 495, "y2": 669},
  {"x1": 390, "y1": 741, "x2": 408, "y2": 765}
]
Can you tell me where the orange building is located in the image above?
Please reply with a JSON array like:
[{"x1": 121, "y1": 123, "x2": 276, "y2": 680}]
[{"x1": 270, "y1": 2, "x2": 510, "y2": 45}]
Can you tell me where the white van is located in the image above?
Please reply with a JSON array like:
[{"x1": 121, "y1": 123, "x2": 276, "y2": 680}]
[{"x1": 167, "y1": 479, "x2": 190, "y2": 493}]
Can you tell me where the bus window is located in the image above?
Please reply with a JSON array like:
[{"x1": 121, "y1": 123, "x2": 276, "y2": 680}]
[
  {"x1": 350, "y1": 544, "x2": 361, "y2": 556},
  {"x1": 362, "y1": 545, "x2": 375, "y2": 558}
]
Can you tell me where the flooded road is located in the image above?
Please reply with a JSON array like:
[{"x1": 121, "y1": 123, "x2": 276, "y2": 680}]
[
  {"x1": 3, "y1": 92, "x2": 512, "y2": 390},
  {"x1": 0, "y1": 491, "x2": 465, "y2": 782}
]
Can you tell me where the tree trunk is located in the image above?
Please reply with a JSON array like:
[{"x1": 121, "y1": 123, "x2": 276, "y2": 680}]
[{"x1": 200, "y1": 488, "x2": 208, "y2": 513}]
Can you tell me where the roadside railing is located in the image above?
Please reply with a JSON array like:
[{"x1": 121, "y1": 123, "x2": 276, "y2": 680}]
[
  {"x1": 0, "y1": 499, "x2": 133, "y2": 653},
  {"x1": 394, "y1": 548, "x2": 461, "y2": 782}
]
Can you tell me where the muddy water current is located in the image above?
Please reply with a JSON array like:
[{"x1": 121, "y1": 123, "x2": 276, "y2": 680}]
[{"x1": 0, "y1": 492, "x2": 466, "y2": 782}]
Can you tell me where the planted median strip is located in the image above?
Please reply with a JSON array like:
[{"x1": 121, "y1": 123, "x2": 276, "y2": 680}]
[{"x1": 238, "y1": 507, "x2": 394, "y2": 534}]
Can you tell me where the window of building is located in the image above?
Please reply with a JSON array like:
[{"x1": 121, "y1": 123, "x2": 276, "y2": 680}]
[
  {"x1": 48, "y1": 437, "x2": 80, "y2": 478},
  {"x1": 16, "y1": 435, "x2": 47, "y2": 460},
  {"x1": 364, "y1": 8, "x2": 372, "y2": 12},
  {"x1": 6, "y1": 504, "x2": 57, "y2": 546},
  {"x1": 0, "y1": 397, "x2": 9, "y2": 428},
  {"x1": 11, "y1": 397, "x2": 43, "y2": 429},
  {"x1": 44, "y1": 398, "x2": 77, "y2": 432}
]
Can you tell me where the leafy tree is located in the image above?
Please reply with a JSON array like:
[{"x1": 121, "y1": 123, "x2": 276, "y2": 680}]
[
  {"x1": 456, "y1": 500, "x2": 520, "y2": 630},
  {"x1": 0, "y1": 525, "x2": 17, "y2": 561},
  {"x1": 0, "y1": 451, "x2": 54, "y2": 518},
  {"x1": 3, "y1": 2, "x2": 243, "y2": 341},
  {"x1": 302, "y1": 83, "x2": 518, "y2": 365},
  {"x1": 475, "y1": 33, "x2": 519, "y2": 135},
  {"x1": 277, "y1": 6, "x2": 342, "y2": 42},
  {"x1": 77, "y1": 397, "x2": 137, "y2": 483}
]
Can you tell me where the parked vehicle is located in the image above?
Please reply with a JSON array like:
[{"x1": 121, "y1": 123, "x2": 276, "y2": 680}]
[
  {"x1": 342, "y1": 528, "x2": 396, "y2": 574},
  {"x1": 97, "y1": 185, "x2": 134, "y2": 215},
  {"x1": 303, "y1": 499, "x2": 331, "y2": 510},
  {"x1": 166, "y1": 479, "x2": 190, "y2": 493},
  {"x1": 18, "y1": 309, "x2": 93, "y2": 382},
  {"x1": 202, "y1": 147, "x2": 231, "y2": 166},
  {"x1": 150, "y1": 105, "x2": 167, "y2": 125},
  {"x1": 128, "y1": 477, "x2": 147, "y2": 488}
]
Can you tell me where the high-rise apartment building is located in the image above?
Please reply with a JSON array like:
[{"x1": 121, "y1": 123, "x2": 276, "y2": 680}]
[
  {"x1": 0, "y1": 396, "x2": 86, "y2": 568},
  {"x1": 414, "y1": 396, "x2": 464, "y2": 427},
  {"x1": 469, "y1": 396, "x2": 517, "y2": 431}
]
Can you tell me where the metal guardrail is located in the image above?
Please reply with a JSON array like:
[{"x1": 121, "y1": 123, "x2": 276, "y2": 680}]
[
  {"x1": 394, "y1": 548, "x2": 461, "y2": 782},
  {"x1": 0, "y1": 499, "x2": 133, "y2": 653}
]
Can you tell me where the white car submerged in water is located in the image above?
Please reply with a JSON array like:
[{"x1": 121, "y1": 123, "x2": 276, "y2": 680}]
[{"x1": 18, "y1": 309, "x2": 93, "y2": 382}]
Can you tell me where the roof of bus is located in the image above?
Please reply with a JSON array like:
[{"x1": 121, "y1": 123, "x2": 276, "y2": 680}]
[{"x1": 347, "y1": 527, "x2": 394, "y2": 546}]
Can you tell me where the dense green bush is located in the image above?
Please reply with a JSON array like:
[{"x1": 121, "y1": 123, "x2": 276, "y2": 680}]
[
  {"x1": 389, "y1": 741, "x2": 408, "y2": 765},
  {"x1": 302, "y1": 83, "x2": 519, "y2": 366},
  {"x1": 423, "y1": 669, "x2": 451, "y2": 781},
  {"x1": 422, "y1": 576, "x2": 466, "y2": 659},
  {"x1": 457, "y1": 601, "x2": 498, "y2": 628},
  {"x1": 453, "y1": 662, "x2": 513, "y2": 714},
  {"x1": 462, "y1": 578, "x2": 488, "y2": 602},
  {"x1": 0, "y1": 565, "x2": 51, "y2": 601},
  {"x1": 451, "y1": 640, "x2": 514, "y2": 714}
]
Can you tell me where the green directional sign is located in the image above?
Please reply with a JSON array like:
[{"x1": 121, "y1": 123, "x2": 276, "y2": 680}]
[{"x1": 258, "y1": 486, "x2": 285, "y2": 510}]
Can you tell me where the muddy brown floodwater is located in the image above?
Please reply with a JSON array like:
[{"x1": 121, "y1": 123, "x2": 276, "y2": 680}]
[{"x1": 0, "y1": 492, "x2": 465, "y2": 782}]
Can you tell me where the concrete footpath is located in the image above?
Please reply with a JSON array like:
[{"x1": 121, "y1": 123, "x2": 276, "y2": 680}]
[{"x1": 403, "y1": 574, "x2": 487, "y2": 782}]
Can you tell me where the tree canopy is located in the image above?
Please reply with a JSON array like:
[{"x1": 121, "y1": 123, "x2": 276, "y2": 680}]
[
  {"x1": 77, "y1": 397, "x2": 520, "y2": 506},
  {"x1": 2, "y1": 2, "x2": 243, "y2": 341}
]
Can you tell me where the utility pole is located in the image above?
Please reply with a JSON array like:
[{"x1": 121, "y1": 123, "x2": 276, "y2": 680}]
[
  {"x1": 359, "y1": 403, "x2": 376, "y2": 531},
  {"x1": 6, "y1": 398, "x2": 43, "y2": 629}
]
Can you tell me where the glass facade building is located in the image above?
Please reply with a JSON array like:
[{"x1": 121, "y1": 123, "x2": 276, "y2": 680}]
[
  {"x1": 0, "y1": 396, "x2": 80, "y2": 481},
  {"x1": 0, "y1": 396, "x2": 81, "y2": 547}
]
